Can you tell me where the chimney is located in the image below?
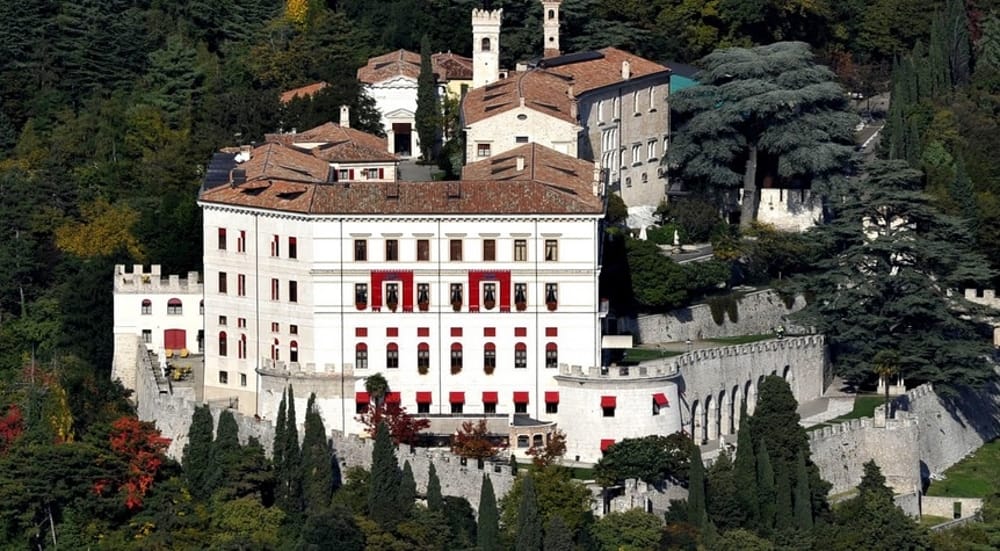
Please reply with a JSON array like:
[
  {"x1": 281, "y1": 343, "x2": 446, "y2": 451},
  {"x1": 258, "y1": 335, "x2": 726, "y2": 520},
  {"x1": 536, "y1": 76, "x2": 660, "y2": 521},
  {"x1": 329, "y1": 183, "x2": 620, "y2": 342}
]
[
  {"x1": 621, "y1": 60, "x2": 631, "y2": 80},
  {"x1": 339, "y1": 105, "x2": 350, "y2": 128},
  {"x1": 592, "y1": 161, "x2": 601, "y2": 196},
  {"x1": 516, "y1": 155, "x2": 525, "y2": 172}
]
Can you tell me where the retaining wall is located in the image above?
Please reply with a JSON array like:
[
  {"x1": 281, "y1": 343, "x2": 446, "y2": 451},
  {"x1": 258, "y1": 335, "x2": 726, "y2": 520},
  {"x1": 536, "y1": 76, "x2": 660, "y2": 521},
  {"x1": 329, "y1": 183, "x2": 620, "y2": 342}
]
[
  {"x1": 807, "y1": 416, "x2": 922, "y2": 495},
  {"x1": 921, "y1": 496, "x2": 983, "y2": 520},
  {"x1": 635, "y1": 290, "x2": 806, "y2": 343}
]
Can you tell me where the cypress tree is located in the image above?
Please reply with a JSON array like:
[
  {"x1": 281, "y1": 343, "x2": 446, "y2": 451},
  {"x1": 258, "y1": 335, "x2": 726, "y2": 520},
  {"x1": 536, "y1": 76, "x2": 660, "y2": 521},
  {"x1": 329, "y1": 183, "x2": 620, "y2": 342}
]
[
  {"x1": 277, "y1": 385, "x2": 303, "y2": 513},
  {"x1": 793, "y1": 451, "x2": 813, "y2": 530},
  {"x1": 302, "y1": 392, "x2": 333, "y2": 510},
  {"x1": 478, "y1": 475, "x2": 499, "y2": 551},
  {"x1": 368, "y1": 420, "x2": 401, "y2": 527},
  {"x1": 945, "y1": 0, "x2": 971, "y2": 85},
  {"x1": 273, "y1": 389, "x2": 287, "y2": 469},
  {"x1": 515, "y1": 474, "x2": 542, "y2": 551},
  {"x1": 755, "y1": 441, "x2": 776, "y2": 535},
  {"x1": 427, "y1": 461, "x2": 443, "y2": 512},
  {"x1": 950, "y1": 157, "x2": 978, "y2": 224},
  {"x1": 707, "y1": 451, "x2": 744, "y2": 531},
  {"x1": 774, "y1": 459, "x2": 793, "y2": 525},
  {"x1": 543, "y1": 515, "x2": 574, "y2": 551},
  {"x1": 687, "y1": 443, "x2": 707, "y2": 529},
  {"x1": 733, "y1": 402, "x2": 758, "y2": 527},
  {"x1": 415, "y1": 33, "x2": 437, "y2": 161},
  {"x1": 182, "y1": 404, "x2": 216, "y2": 499},
  {"x1": 215, "y1": 409, "x2": 241, "y2": 474},
  {"x1": 399, "y1": 460, "x2": 416, "y2": 513}
]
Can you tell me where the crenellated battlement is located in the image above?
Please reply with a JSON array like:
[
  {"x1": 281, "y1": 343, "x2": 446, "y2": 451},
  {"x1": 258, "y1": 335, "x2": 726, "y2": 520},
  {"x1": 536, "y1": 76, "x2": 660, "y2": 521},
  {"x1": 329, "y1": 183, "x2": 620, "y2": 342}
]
[
  {"x1": 114, "y1": 264, "x2": 202, "y2": 293},
  {"x1": 471, "y1": 8, "x2": 503, "y2": 24},
  {"x1": 964, "y1": 288, "x2": 1000, "y2": 307}
]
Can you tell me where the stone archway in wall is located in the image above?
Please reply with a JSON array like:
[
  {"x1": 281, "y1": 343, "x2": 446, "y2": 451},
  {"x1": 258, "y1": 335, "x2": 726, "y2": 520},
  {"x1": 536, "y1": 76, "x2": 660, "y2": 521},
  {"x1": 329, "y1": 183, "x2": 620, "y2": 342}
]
[
  {"x1": 746, "y1": 379, "x2": 757, "y2": 415},
  {"x1": 705, "y1": 394, "x2": 716, "y2": 441},
  {"x1": 691, "y1": 399, "x2": 701, "y2": 443},
  {"x1": 719, "y1": 389, "x2": 730, "y2": 436},
  {"x1": 732, "y1": 384, "x2": 742, "y2": 429}
]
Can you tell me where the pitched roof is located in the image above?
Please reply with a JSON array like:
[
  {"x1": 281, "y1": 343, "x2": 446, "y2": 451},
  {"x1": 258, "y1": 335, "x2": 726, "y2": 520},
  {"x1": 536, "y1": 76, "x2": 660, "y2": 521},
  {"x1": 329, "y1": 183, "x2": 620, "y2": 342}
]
[
  {"x1": 357, "y1": 49, "x2": 474, "y2": 84},
  {"x1": 462, "y1": 47, "x2": 669, "y2": 126},
  {"x1": 265, "y1": 122, "x2": 397, "y2": 163},
  {"x1": 199, "y1": 143, "x2": 602, "y2": 216},
  {"x1": 462, "y1": 143, "x2": 600, "y2": 206},
  {"x1": 279, "y1": 81, "x2": 329, "y2": 104}
]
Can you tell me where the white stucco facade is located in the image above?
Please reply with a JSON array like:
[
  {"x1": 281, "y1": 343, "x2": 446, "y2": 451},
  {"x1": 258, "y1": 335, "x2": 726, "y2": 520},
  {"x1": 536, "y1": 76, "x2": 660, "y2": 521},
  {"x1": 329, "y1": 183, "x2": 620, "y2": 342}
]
[
  {"x1": 465, "y1": 106, "x2": 580, "y2": 162},
  {"x1": 365, "y1": 76, "x2": 420, "y2": 157}
]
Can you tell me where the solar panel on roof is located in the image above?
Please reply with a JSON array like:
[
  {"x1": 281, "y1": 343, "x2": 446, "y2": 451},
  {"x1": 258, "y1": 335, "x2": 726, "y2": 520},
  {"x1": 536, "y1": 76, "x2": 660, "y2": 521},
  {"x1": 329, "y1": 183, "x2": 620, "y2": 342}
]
[
  {"x1": 537, "y1": 51, "x2": 604, "y2": 68},
  {"x1": 203, "y1": 153, "x2": 238, "y2": 190}
]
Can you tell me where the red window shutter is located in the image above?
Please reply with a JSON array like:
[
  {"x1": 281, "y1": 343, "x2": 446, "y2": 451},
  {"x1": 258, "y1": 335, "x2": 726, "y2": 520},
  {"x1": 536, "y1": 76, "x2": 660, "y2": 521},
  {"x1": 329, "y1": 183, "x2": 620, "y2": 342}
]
[
  {"x1": 450, "y1": 327, "x2": 463, "y2": 337},
  {"x1": 378, "y1": 168, "x2": 384, "y2": 179},
  {"x1": 386, "y1": 327, "x2": 399, "y2": 337},
  {"x1": 468, "y1": 272, "x2": 482, "y2": 312},
  {"x1": 355, "y1": 327, "x2": 367, "y2": 337},
  {"x1": 515, "y1": 327, "x2": 527, "y2": 337},
  {"x1": 498, "y1": 271, "x2": 511, "y2": 311},
  {"x1": 418, "y1": 327, "x2": 430, "y2": 337},
  {"x1": 601, "y1": 439, "x2": 616, "y2": 452},
  {"x1": 371, "y1": 272, "x2": 384, "y2": 311},
  {"x1": 484, "y1": 327, "x2": 496, "y2": 337},
  {"x1": 348, "y1": 169, "x2": 355, "y2": 179},
  {"x1": 545, "y1": 327, "x2": 558, "y2": 337},
  {"x1": 401, "y1": 271, "x2": 414, "y2": 311}
]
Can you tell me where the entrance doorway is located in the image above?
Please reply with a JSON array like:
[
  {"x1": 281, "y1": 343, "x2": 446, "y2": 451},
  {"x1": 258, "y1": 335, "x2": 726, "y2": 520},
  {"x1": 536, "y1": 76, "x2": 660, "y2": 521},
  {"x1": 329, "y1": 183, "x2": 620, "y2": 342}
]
[
  {"x1": 164, "y1": 329, "x2": 186, "y2": 351},
  {"x1": 393, "y1": 122, "x2": 412, "y2": 156}
]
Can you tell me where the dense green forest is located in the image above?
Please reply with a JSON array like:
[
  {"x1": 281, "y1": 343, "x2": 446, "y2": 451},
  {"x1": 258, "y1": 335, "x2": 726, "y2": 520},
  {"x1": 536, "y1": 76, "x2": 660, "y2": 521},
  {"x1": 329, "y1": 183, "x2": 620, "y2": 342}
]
[{"x1": 1, "y1": 0, "x2": 1000, "y2": 548}]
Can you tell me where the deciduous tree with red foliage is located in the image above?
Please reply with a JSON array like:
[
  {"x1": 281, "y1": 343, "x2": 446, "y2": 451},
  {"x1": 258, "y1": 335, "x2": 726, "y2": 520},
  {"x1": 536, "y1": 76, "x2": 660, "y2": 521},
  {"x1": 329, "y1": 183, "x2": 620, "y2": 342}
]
[
  {"x1": 0, "y1": 405, "x2": 24, "y2": 455},
  {"x1": 451, "y1": 419, "x2": 498, "y2": 460},
  {"x1": 98, "y1": 416, "x2": 171, "y2": 509},
  {"x1": 356, "y1": 403, "x2": 429, "y2": 446},
  {"x1": 526, "y1": 429, "x2": 567, "y2": 467}
]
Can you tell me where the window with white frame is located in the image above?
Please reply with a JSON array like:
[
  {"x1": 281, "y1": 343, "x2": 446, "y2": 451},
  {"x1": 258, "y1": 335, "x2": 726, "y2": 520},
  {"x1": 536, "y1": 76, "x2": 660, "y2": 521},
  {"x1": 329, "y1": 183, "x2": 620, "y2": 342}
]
[
  {"x1": 632, "y1": 144, "x2": 641, "y2": 165},
  {"x1": 648, "y1": 140, "x2": 657, "y2": 160}
]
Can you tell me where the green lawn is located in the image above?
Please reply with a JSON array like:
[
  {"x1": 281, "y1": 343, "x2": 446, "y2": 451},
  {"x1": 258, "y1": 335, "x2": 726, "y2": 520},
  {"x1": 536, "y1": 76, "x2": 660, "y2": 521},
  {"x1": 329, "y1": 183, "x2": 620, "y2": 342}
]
[
  {"x1": 706, "y1": 334, "x2": 776, "y2": 345},
  {"x1": 926, "y1": 438, "x2": 1000, "y2": 498},
  {"x1": 570, "y1": 466, "x2": 594, "y2": 480},
  {"x1": 807, "y1": 395, "x2": 885, "y2": 432},
  {"x1": 622, "y1": 348, "x2": 683, "y2": 362},
  {"x1": 919, "y1": 514, "x2": 952, "y2": 527}
]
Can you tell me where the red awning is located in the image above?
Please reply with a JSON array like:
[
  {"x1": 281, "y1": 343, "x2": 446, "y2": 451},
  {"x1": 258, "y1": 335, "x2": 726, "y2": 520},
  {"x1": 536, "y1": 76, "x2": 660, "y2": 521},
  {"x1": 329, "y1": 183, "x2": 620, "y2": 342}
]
[
  {"x1": 544, "y1": 391, "x2": 560, "y2": 404},
  {"x1": 601, "y1": 439, "x2": 616, "y2": 452},
  {"x1": 482, "y1": 391, "x2": 498, "y2": 404},
  {"x1": 546, "y1": 342, "x2": 557, "y2": 351},
  {"x1": 356, "y1": 392, "x2": 370, "y2": 404},
  {"x1": 385, "y1": 392, "x2": 401, "y2": 404},
  {"x1": 416, "y1": 391, "x2": 432, "y2": 404},
  {"x1": 653, "y1": 393, "x2": 669, "y2": 407},
  {"x1": 450, "y1": 391, "x2": 465, "y2": 404},
  {"x1": 387, "y1": 342, "x2": 398, "y2": 351},
  {"x1": 513, "y1": 391, "x2": 529, "y2": 404},
  {"x1": 601, "y1": 396, "x2": 617, "y2": 408},
  {"x1": 484, "y1": 342, "x2": 496, "y2": 351}
]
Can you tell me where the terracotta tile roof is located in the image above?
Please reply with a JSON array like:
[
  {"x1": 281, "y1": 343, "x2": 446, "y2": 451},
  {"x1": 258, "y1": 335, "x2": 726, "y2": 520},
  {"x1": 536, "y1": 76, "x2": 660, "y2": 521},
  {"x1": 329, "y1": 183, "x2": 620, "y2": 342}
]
[
  {"x1": 279, "y1": 81, "x2": 329, "y2": 104},
  {"x1": 265, "y1": 122, "x2": 396, "y2": 162},
  {"x1": 461, "y1": 143, "x2": 601, "y2": 210},
  {"x1": 357, "y1": 49, "x2": 474, "y2": 84},
  {"x1": 201, "y1": 141, "x2": 602, "y2": 216},
  {"x1": 463, "y1": 70, "x2": 577, "y2": 125},
  {"x1": 462, "y1": 47, "x2": 669, "y2": 126}
]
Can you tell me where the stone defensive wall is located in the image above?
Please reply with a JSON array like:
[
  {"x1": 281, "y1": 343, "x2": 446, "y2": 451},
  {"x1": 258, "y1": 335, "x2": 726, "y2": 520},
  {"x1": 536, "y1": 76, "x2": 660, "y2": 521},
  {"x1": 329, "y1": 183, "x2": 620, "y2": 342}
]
[
  {"x1": 807, "y1": 415, "x2": 921, "y2": 495},
  {"x1": 634, "y1": 289, "x2": 807, "y2": 344}
]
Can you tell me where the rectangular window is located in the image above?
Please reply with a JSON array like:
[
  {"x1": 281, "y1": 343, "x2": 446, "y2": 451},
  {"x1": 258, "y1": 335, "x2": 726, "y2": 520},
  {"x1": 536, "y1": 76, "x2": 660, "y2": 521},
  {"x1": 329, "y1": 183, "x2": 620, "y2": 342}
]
[
  {"x1": 219, "y1": 371, "x2": 228, "y2": 385},
  {"x1": 366, "y1": 168, "x2": 379, "y2": 179},
  {"x1": 417, "y1": 239, "x2": 430, "y2": 261},
  {"x1": 270, "y1": 235, "x2": 280, "y2": 257},
  {"x1": 238, "y1": 318, "x2": 247, "y2": 329},
  {"x1": 515, "y1": 136, "x2": 528, "y2": 143},
  {"x1": 632, "y1": 144, "x2": 641, "y2": 164},
  {"x1": 484, "y1": 402, "x2": 497, "y2": 414},
  {"x1": 219, "y1": 316, "x2": 227, "y2": 326},
  {"x1": 237, "y1": 230, "x2": 246, "y2": 253},
  {"x1": 141, "y1": 302, "x2": 152, "y2": 315},
  {"x1": 544, "y1": 239, "x2": 558, "y2": 261},
  {"x1": 484, "y1": 349, "x2": 496, "y2": 369},
  {"x1": 545, "y1": 283, "x2": 558, "y2": 309},
  {"x1": 483, "y1": 239, "x2": 496, "y2": 261},
  {"x1": 355, "y1": 284, "x2": 368, "y2": 309},
  {"x1": 450, "y1": 283, "x2": 463, "y2": 308},
  {"x1": 354, "y1": 239, "x2": 367, "y2": 261},
  {"x1": 477, "y1": 143, "x2": 491, "y2": 157},
  {"x1": 418, "y1": 403, "x2": 430, "y2": 414},
  {"x1": 449, "y1": 239, "x2": 462, "y2": 261},
  {"x1": 218, "y1": 272, "x2": 228, "y2": 294},
  {"x1": 142, "y1": 329, "x2": 151, "y2": 344},
  {"x1": 546, "y1": 347, "x2": 558, "y2": 368},
  {"x1": 603, "y1": 406, "x2": 615, "y2": 417},
  {"x1": 356, "y1": 347, "x2": 368, "y2": 369},
  {"x1": 451, "y1": 403, "x2": 464, "y2": 414},
  {"x1": 648, "y1": 140, "x2": 656, "y2": 160},
  {"x1": 613, "y1": 96, "x2": 620, "y2": 119},
  {"x1": 237, "y1": 274, "x2": 246, "y2": 297},
  {"x1": 649, "y1": 86, "x2": 655, "y2": 110},
  {"x1": 385, "y1": 239, "x2": 399, "y2": 261},
  {"x1": 633, "y1": 91, "x2": 639, "y2": 113},
  {"x1": 546, "y1": 402, "x2": 558, "y2": 414},
  {"x1": 513, "y1": 239, "x2": 527, "y2": 262},
  {"x1": 451, "y1": 348, "x2": 463, "y2": 370},
  {"x1": 271, "y1": 322, "x2": 279, "y2": 332},
  {"x1": 238, "y1": 336, "x2": 246, "y2": 359},
  {"x1": 598, "y1": 99, "x2": 605, "y2": 123},
  {"x1": 288, "y1": 237, "x2": 297, "y2": 259},
  {"x1": 218, "y1": 228, "x2": 227, "y2": 250},
  {"x1": 417, "y1": 283, "x2": 430, "y2": 310},
  {"x1": 271, "y1": 278, "x2": 279, "y2": 301},
  {"x1": 514, "y1": 283, "x2": 527, "y2": 309},
  {"x1": 515, "y1": 348, "x2": 527, "y2": 369},
  {"x1": 515, "y1": 402, "x2": 528, "y2": 414},
  {"x1": 386, "y1": 347, "x2": 399, "y2": 369},
  {"x1": 418, "y1": 348, "x2": 430, "y2": 370},
  {"x1": 240, "y1": 373, "x2": 247, "y2": 387},
  {"x1": 289, "y1": 324, "x2": 298, "y2": 335},
  {"x1": 289, "y1": 281, "x2": 298, "y2": 303}
]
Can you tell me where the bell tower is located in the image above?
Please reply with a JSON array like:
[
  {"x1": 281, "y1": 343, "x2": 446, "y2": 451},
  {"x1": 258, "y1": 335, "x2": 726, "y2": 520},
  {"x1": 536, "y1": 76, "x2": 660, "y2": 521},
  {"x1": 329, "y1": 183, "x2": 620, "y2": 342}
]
[
  {"x1": 541, "y1": 0, "x2": 562, "y2": 58},
  {"x1": 472, "y1": 8, "x2": 503, "y2": 89}
]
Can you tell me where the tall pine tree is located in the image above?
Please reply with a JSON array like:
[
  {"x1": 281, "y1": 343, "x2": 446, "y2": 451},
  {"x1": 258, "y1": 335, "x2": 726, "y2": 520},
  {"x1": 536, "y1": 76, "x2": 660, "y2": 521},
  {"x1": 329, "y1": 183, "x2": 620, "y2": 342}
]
[
  {"x1": 427, "y1": 461, "x2": 443, "y2": 512},
  {"x1": 301, "y1": 392, "x2": 333, "y2": 510},
  {"x1": 478, "y1": 474, "x2": 500, "y2": 551},
  {"x1": 215, "y1": 409, "x2": 242, "y2": 474},
  {"x1": 182, "y1": 404, "x2": 217, "y2": 500},
  {"x1": 415, "y1": 33, "x2": 437, "y2": 161},
  {"x1": 687, "y1": 444, "x2": 708, "y2": 529},
  {"x1": 515, "y1": 473, "x2": 542, "y2": 551},
  {"x1": 543, "y1": 515, "x2": 574, "y2": 551},
  {"x1": 368, "y1": 420, "x2": 400, "y2": 528},
  {"x1": 277, "y1": 385, "x2": 303, "y2": 513},
  {"x1": 399, "y1": 460, "x2": 416, "y2": 514},
  {"x1": 755, "y1": 440, "x2": 776, "y2": 535},
  {"x1": 793, "y1": 451, "x2": 813, "y2": 530},
  {"x1": 707, "y1": 451, "x2": 745, "y2": 531}
]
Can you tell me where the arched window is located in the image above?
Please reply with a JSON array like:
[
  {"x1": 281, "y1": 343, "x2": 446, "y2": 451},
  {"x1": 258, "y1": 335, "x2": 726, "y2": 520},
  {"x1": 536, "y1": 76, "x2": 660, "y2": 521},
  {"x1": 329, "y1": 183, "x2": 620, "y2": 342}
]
[
  {"x1": 238, "y1": 334, "x2": 247, "y2": 359},
  {"x1": 167, "y1": 298, "x2": 182, "y2": 315},
  {"x1": 386, "y1": 343, "x2": 399, "y2": 368},
  {"x1": 484, "y1": 342, "x2": 496, "y2": 372},
  {"x1": 356, "y1": 343, "x2": 368, "y2": 369},
  {"x1": 548, "y1": 9, "x2": 555, "y2": 20},
  {"x1": 290, "y1": 340, "x2": 299, "y2": 363},
  {"x1": 481, "y1": 37, "x2": 491, "y2": 52},
  {"x1": 417, "y1": 342, "x2": 430, "y2": 372},
  {"x1": 533, "y1": 434, "x2": 544, "y2": 447},
  {"x1": 219, "y1": 332, "x2": 228, "y2": 357},
  {"x1": 514, "y1": 342, "x2": 527, "y2": 369},
  {"x1": 450, "y1": 343, "x2": 463, "y2": 372},
  {"x1": 141, "y1": 299, "x2": 152, "y2": 315},
  {"x1": 271, "y1": 338, "x2": 280, "y2": 361},
  {"x1": 545, "y1": 343, "x2": 558, "y2": 368},
  {"x1": 517, "y1": 435, "x2": 529, "y2": 448}
]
